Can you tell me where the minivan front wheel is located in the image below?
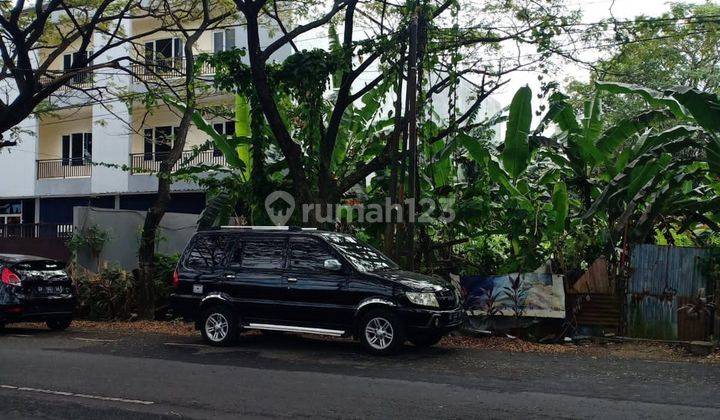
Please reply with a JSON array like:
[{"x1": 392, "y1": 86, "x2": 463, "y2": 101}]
[
  {"x1": 358, "y1": 309, "x2": 405, "y2": 355},
  {"x1": 201, "y1": 306, "x2": 238, "y2": 346}
]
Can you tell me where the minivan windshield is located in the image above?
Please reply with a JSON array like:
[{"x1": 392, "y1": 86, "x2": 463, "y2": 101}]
[{"x1": 320, "y1": 233, "x2": 399, "y2": 272}]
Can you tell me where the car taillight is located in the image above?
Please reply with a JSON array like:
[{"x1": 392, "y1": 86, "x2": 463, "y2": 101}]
[
  {"x1": 1, "y1": 267, "x2": 21, "y2": 286},
  {"x1": 173, "y1": 269, "x2": 180, "y2": 289}
]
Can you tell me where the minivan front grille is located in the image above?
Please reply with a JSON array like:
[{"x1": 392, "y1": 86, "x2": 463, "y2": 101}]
[{"x1": 435, "y1": 289, "x2": 458, "y2": 309}]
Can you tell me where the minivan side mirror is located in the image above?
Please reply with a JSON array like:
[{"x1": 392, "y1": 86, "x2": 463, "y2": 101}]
[{"x1": 324, "y1": 259, "x2": 343, "y2": 271}]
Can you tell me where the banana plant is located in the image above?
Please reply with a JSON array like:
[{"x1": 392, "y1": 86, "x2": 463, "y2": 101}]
[
  {"x1": 164, "y1": 94, "x2": 254, "y2": 229},
  {"x1": 575, "y1": 82, "x2": 720, "y2": 242}
]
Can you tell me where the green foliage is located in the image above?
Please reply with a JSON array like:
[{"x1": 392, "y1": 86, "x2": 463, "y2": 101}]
[
  {"x1": 74, "y1": 253, "x2": 177, "y2": 321},
  {"x1": 67, "y1": 225, "x2": 111, "y2": 264},
  {"x1": 75, "y1": 265, "x2": 135, "y2": 321},
  {"x1": 502, "y1": 86, "x2": 532, "y2": 178}
]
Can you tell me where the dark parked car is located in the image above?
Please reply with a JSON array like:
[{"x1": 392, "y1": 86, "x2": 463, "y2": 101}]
[
  {"x1": 171, "y1": 227, "x2": 463, "y2": 355},
  {"x1": 0, "y1": 254, "x2": 76, "y2": 331}
]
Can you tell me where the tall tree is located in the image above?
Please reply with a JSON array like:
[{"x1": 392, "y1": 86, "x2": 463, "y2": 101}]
[
  {"x1": 134, "y1": 0, "x2": 235, "y2": 319},
  {"x1": 567, "y1": 2, "x2": 720, "y2": 124},
  {"x1": 228, "y1": 0, "x2": 574, "y2": 229}
]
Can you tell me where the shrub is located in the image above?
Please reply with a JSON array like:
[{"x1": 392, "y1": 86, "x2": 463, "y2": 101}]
[
  {"x1": 73, "y1": 253, "x2": 179, "y2": 321},
  {"x1": 75, "y1": 264, "x2": 135, "y2": 320}
]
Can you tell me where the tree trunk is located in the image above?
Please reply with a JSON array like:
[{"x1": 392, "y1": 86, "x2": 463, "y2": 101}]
[
  {"x1": 384, "y1": 53, "x2": 406, "y2": 258},
  {"x1": 136, "y1": 178, "x2": 172, "y2": 319},
  {"x1": 405, "y1": 9, "x2": 420, "y2": 269}
]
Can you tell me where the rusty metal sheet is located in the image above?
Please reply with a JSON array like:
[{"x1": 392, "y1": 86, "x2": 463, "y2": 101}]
[{"x1": 626, "y1": 245, "x2": 709, "y2": 340}]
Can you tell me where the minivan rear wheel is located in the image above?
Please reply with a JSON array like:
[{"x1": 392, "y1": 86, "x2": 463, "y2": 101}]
[
  {"x1": 201, "y1": 306, "x2": 238, "y2": 346},
  {"x1": 358, "y1": 309, "x2": 405, "y2": 355}
]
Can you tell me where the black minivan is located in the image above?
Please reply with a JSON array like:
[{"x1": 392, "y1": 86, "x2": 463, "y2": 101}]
[
  {"x1": 171, "y1": 227, "x2": 463, "y2": 354},
  {"x1": 0, "y1": 254, "x2": 76, "y2": 331}
]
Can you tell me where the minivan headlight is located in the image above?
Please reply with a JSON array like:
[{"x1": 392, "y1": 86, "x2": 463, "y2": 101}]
[{"x1": 405, "y1": 292, "x2": 439, "y2": 308}]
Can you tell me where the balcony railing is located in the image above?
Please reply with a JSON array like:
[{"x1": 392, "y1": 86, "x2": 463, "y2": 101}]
[
  {"x1": 129, "y1": 149, "x2": 226, "y2": 174},
  {"x1": 38, "y1": 71, "x2": 94, "y2": 92},
  {"x1": 0, "y1": 223, "x2": 73, "y2": 239},
  {"x1": 130, "y1": 58, "x2": 215, "y2": 82},
  {"x1": 37, "y1": 159, "x2": 92, "y2": 179}
]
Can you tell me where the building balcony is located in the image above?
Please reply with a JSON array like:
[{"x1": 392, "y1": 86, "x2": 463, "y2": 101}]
[
  {"x1": 38, "y1": 72, "x2": 94, "y2": 92},
  {"x1": 37, "y1": 159, "x2": 92, "y2": 179},
  {"x1": 129, "y1": 58, "x2": 215, "y2": 82},
  {"x1": 129, "y1": 149, "x2": 226, "y2": 174}
]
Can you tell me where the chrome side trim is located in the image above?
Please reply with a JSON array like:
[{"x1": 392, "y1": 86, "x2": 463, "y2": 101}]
[
  {"x1": 200, "y1": 292, "x2": 229, "y2": 304},
  {"x1": 355, "y1": 298, "x2": 396, "y2": 314},
  {"x1": 246, "y1": 323, "x2": 345, "y2": 337}
]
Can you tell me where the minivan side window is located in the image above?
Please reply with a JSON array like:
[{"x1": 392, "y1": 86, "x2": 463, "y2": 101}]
[
  {"x1": 289, "y1": 238, "x2": 337, "y2": 272},
  {"x1": 240, "y1": 240, "x2": 286, "y2": 270},
  {"x1": 183, "y1": 235, "x2": 230, "y2": 271}
]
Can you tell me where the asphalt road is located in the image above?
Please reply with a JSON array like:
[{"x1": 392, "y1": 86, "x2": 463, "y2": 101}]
[{"x1": 0, "y1": 326, "x2": 719, "y2": 419}]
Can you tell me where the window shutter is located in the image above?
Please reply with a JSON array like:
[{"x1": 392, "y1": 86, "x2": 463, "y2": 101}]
[
  {"x1": 61, "y1": 135, "x2": 70, "y2": 166},
  {"x1": 71, "y1": 133, "x2": 83, "y2": 166},
  {"x1": 173, "y1": 38, "x2": 184, "y2": 58},
  {"x1": 63, "y1": 55, "x2": 72, "y2": 71},
  {"x1": 144, "y1": 129, "x2": 153, "y2": 161},
  {"x1": 72, "y1": 52, "x2": 83, "y2": 69},
  {"x1": 212, "y1": 123, "x2": 225, "y2": 156},
  {"x1": 144, "y1": 42, "x2": 154, "y2": 61},
  {"x1": 83, "y1": 133, "x2": 92, "y2": 162},
  {"x1": 213, "y1": 31, "x2": 224, "y2": 53},
  {"x1": 225, "y1": 28, "x2": 235, "y2": 51}
]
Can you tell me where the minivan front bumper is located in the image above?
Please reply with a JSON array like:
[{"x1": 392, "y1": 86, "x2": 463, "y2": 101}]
[{"x1": 399, "y1": 306, "x2": 465, "y2": 333}]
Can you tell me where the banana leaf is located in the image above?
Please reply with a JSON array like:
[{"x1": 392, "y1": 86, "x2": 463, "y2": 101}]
[{"x1": 502, "y1": 86, "x2": 532, "y2": 178}]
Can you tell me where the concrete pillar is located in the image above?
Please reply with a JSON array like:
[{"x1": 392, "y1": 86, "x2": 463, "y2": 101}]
[{"x1": 90, "y1": 19, "x2": 133, "y2": 194}]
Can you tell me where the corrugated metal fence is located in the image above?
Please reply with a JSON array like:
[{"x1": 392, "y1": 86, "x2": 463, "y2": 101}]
[{"x1": 626, "y1": 244, "x2": 710, "y2": 340}]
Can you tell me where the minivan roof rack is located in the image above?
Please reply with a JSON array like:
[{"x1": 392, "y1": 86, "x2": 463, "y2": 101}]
[{"x1": 219, "y1": 226, "x2": 319, "y2": 231}]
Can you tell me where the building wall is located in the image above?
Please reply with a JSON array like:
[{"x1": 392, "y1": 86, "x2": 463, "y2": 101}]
[
  {"x1": 73, "y1": 206, "x2": 199, "y2": 270},
  {"x1": 90, "y1": 19, "x2": 134, "y2": 195},
  {"x1": 0, "y1": 117, "x2": 38, "y2": 198},
  {"x1": 37, "y1": 108, "x2": 93, "y2": 159}
]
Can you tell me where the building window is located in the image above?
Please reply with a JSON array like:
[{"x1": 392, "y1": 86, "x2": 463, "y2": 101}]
[
  {"x1": 144, "y1": 126, "x2": 179, "y2": 161},
  {"x1": 61, "y1": 133, "x2": 92, "y2": 166},
  {"x1": 212, "y1": 121, "x2": 234, "y2": 157},
  {"x1": 63, "y1": 51, "x2": 92, "y2": 84},
  {"x1": 144, "y1": 38, "x2": 184, "y2": 72},
  {"x1": 213, "y1": 29, "x2": 235, "y2": 53}
]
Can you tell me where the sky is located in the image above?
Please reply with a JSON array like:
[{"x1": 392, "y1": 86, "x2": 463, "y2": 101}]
[{"x1": 496, "y1": 0, "x2": 698, "y2": 106}]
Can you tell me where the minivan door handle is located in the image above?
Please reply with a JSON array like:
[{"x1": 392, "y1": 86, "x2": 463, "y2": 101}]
[{"x1": 287, "y1": 277, "x2": 297, "y2": 283}]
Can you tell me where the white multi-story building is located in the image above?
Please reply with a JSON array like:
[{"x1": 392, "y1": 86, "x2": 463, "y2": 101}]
[
  {"x1": 0, "y1": 10, "x2": 501, "y2": 236},
  {"x1": 0, "y1": 13, "x2": 291, "y2": 233}
]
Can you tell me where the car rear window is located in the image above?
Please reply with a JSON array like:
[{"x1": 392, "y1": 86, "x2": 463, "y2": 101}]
[
  {"x1": 12, "y1": 260, "x2": 66, "y2": 271},
  {"x1": 183, "y1": 234, "x2": 231, "y2": 271}
]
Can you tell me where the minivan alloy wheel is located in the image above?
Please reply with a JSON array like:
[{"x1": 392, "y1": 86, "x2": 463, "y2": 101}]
[
  {"x1": 365, "y1": 317, "x2": 394, "y2": 350},
  {"x1": 205, "y1": 313, "x2": 229, "y2": 342}
]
